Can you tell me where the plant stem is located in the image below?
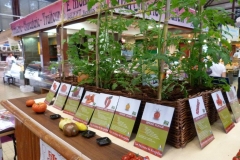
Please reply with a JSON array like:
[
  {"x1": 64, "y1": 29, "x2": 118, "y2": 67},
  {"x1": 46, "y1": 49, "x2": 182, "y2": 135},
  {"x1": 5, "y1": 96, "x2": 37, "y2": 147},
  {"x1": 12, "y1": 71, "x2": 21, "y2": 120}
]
[
  {"x1": 60, "y1": 1, "x2": 65, "y2": 80},
  {"x1": 157, "y1": 0, "x2": 171, "y2": 100},
  {"x1": 95, "y1": 3, "x2": 102, "y2": 88}
]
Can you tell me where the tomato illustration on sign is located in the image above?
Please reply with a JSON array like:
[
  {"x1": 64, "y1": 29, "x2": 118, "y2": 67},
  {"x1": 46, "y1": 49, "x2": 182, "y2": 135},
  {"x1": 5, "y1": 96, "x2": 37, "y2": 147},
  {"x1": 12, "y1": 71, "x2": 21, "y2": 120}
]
[
  {"x1": 61, "y1": 84, "x2": 67, "y2": 92},
  {"x1": 105, "y1": 96, "x2": 113, "y2": 108},
  {"x1": 216, "y1": 94, "x2": 223, "y2": 106},
  {"x1": 85, "y1": 94, "x2": 95, "y2": 104},
  {"x1": 196, "y1": 99, "x2": 200, "y2": 115},
  {"x1": 153, "y1": 109, "x2": 160, "y2": 120},
  {"x1": 72, "y1": 88, "x2": 80, "y2": 97},
  {"x1": 53, "y1": 83, "x2": 57, "y2": 90}
]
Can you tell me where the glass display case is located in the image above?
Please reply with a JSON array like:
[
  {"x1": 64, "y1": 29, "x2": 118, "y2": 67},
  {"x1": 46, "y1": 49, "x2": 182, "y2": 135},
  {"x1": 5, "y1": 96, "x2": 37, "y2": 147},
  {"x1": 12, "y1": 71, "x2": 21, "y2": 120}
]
[{"x1": 24, "y1": 61, "x2": 71, "y2": 90}]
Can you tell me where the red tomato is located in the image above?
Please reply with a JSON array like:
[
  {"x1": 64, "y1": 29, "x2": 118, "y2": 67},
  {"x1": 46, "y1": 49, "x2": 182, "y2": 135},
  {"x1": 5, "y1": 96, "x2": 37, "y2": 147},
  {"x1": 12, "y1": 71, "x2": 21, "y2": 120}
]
[
  {"x1": 233, "y1": 156, "x2": 239, "y2": 160},
  {"x1": 122, "y1": 155, "x2": 130, "y2": 160},
  {"x1": 32, "y1": 102, "x2": 47, "y2": 113},
  {"x1": 135, "y1": 157, "x2": 144, "y2": 160},
  {"x1": 237, "y1": 151, "x2": 240, "y2": 157},
  {"x1": 154, "y1": 110, "x2": 160, "y2": 119},
  {"x1": 127, "y1": 152, "x2": 136, "y2": 158}
]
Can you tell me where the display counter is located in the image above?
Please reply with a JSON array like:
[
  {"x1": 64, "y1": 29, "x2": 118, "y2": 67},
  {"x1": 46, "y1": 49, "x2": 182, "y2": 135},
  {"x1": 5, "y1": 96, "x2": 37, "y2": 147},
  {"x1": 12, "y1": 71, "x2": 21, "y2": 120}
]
[{"x1": 0, "y1": 95, "x2": 140, "y2": 160}]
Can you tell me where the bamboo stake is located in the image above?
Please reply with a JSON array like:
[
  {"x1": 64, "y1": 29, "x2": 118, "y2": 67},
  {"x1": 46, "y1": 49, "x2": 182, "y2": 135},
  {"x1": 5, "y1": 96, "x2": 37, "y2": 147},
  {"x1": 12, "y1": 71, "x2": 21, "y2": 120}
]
[
  {"x1": 157, "y1": 0, "x2": 171, "y2": 100},
  {"x1": 60, "y1": 1, "x2": 65, "y2": 80},
  {"x1": 95, "y1": 3, "x2": 102, "y2": 87}
]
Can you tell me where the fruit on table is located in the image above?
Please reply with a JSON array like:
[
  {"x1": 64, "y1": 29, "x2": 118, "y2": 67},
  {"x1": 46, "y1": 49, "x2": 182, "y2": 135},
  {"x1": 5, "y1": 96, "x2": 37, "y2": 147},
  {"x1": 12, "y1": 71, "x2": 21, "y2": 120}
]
[
  {"x1": 32, "y1": 102, "x2": 47, "y2": 113},
  {"x1": 63, "y1": 122, "x2": 79, "y2": 137},
  {"x1": 59, "y1": 118, "x2": 72, "y2": 130},
  {"x1": 26, "y1": 99, "x2": 35, "y2": 107},
  {"x1": 75, "y1": 122, "x2": 88, "y2": 131},
  {"x1": 121, "y1": 152, "x2": 144, "y2": 160},
  {"x1": 233, "y1": 156, "x2": 240, "y2": 160}
]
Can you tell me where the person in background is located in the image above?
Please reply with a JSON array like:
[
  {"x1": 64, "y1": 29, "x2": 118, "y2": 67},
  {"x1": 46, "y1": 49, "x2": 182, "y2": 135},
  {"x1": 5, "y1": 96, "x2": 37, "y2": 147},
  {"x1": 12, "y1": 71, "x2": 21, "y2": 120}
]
[
  {"x1": 233, "y1": 49, "x2": 240, "y2": 58},
  {"x1": 6, "y1": 53, "x2": 16, "y2": 69},
  {"x1": 209, "y1": 59, "x2": 226, "y2": 77}
]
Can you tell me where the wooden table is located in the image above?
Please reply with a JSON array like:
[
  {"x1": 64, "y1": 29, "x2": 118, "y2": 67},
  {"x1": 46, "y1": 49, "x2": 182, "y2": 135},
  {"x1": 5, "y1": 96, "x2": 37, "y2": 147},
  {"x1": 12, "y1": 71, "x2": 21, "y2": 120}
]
[{"x1": 1, "y1": 95, "x2": 130, "y2": 160}]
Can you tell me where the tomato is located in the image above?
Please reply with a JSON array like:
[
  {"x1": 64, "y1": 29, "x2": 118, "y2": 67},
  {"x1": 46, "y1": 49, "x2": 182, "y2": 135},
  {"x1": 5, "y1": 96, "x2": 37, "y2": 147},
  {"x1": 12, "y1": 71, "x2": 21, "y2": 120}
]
[
  {"x1": 122, "y1": 155, "x2": 130, "y2": 160},
  {"x1": 135, "y1": 157, "x2": 144, "y2": 160},
  {"x1": 61, "y1": 84, "x2": 67, "y2": 92},
  {"x1": 127, "y1": 152, "x2": 136, "y2": 158},
  {"x1": 26, "y1": 99, "x2": 35, "y2": 107},
  {"x1": 32, "y1": 102, "x2": 47, "y2": 113},
  {"x1": 233, "y1": 156, "x2": 239, "y2": 160},
  {"x1": 237, "y1": 151, "x2": 240, "y2": 157}
]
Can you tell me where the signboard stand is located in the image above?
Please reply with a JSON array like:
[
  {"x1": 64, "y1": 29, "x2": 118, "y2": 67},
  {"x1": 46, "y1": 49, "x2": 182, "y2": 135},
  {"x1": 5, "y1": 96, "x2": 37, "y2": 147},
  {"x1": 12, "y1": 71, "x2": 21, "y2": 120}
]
[
  {"x1": 226, "y1": 86, "x2": 240, "y2": 123},
  {"x1": 44, "y1": 81, "x2": 60, "y2": 105}
]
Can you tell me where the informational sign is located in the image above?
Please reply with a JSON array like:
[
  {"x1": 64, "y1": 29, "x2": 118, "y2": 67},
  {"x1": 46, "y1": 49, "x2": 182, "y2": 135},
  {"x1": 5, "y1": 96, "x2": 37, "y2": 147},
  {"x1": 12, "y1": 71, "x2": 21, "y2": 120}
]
[
  {"x1": 44, "y1": 81, "x2": 61, "y2": 105},
  {"x1": 226, "y1": 86, "x2": 240, "y2": 122},
  {"x1": 53, "y1": 83, "x2": 71, "y2": 110},
  {"x1": 63, "y1": 86, "x2": 84, "y2": 116},
  {"x1": 211, "y1": 91, "x2": 235, "y2": 133},
  {"x1": 40, "y1": 140, "x2": 65, "y2": 160},
  {"x1": 189, "y1": 96, "x2": 214, "y2": 148},
  {"x1": 109, "y1": 96, "x2": 141, "y2": 142},
  {"x1": 134, "y1": 102, "x2": 175, "y2": 158},
  {"x1": 89, "y1": 93, "x2": 119, "y2": 132},
  {"x1": 73, "y1": 91, "x2": 99, "y2": 125}
]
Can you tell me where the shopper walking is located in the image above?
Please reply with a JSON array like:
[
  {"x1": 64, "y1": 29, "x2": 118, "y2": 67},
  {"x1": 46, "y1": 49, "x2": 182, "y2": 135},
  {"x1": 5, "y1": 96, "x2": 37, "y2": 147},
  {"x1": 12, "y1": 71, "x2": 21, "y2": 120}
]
[
  {"x1": 5, "y1": 53, "x2": 16, "y2": 70},
  {"x1": 209, "y1": 60, "x2": 226, "y2": 77}
]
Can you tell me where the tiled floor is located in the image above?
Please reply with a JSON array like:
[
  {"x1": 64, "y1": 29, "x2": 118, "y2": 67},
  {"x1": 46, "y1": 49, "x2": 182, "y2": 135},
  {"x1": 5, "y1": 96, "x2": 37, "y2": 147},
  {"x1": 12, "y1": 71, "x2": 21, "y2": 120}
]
[{"x1": 0, "y1": 79, "x2": 36, "y2": 160}]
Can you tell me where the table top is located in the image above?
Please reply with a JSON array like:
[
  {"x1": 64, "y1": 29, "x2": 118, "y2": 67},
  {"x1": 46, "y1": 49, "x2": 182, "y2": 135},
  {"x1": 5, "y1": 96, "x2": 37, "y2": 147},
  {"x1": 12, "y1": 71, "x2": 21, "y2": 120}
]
[{"x1": 1, "y1": 95, "x2": 132, "y2": 160}]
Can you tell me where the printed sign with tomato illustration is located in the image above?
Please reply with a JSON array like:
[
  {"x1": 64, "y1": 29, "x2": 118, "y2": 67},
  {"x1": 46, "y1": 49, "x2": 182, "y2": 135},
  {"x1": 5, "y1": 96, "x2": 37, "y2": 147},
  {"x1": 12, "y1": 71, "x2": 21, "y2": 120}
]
[
  {"x1": 44, "y1": 81, "x2": 60, "y2": 105},
  {"x1": 211, "y1": 91, "x2": 234, "y2": 133},
  {"x1": 63, "y1": 86, "x2": 84, "y2": 116},
  {"x1": 189, "y1": 96, "x2": 214, "y2": 148},
  {"x1": 89, "y1": 93, "x2": 119, "y2": 132},
  {"x1": 40, "y1": 140, "x2": 65, "y2": 160},
  {"x1": 226, "y1": 86, "x2": 240, "y2": 122},
  {"x1": 134, "y1": 102, "x2": 174, "y2": 158},
  {"x1": 109, "y1": 96, "x2": 141, "y2": 142},
  {"x1": 53, "y1": 83, "x2": 71, "y2": 110},
  {"x1": 73, "y1": 91, "x2": 100, "y2": 125}
]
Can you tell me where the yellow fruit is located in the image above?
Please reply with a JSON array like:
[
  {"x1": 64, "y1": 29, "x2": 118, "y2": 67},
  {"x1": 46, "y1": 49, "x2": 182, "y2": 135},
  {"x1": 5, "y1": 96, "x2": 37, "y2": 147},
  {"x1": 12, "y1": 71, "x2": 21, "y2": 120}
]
[
  {"x1": 59, "y1": 118, "x2": 72, "y2": 130},
  {"x1": 75, "y1": 122, "x2": 88, "y2": 131}
]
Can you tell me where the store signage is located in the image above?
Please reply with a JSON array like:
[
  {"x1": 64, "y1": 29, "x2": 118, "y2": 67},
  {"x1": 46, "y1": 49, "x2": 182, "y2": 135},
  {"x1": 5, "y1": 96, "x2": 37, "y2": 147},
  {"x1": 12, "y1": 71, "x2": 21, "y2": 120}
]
[
  {"x1": 64, "y1": 0, "x2": 98, "y2": 21},
  {"x1": 73, "y1": 91, "x2": 99, "y2": 124},
  {"x1": 10, "y1": 1, "x2": 62, "y2": 36},
  {"x1": 40, "y1": 140, "x2": 66, "y2": 160},
  {"x1": 211, "y1": 91, "x2": 235, "y2": 133},
  {"x1": 44, "y1": 81, "x2": 61, "y2": 105},
  {"x1": 53, "y1": 83, "x2": 71, "y2": 110},
  {"x1": 63, "y1": 86, "x2": 84, "y2": 116},
  {"x1": 226, "y1": 86, "x2": 240, "y2": 122},
  {"x1": 11, "y1": 0, "x2": 195, "y2": 36},
  {"x1": 89, "y1": 93, "x2": 119, "y2": 132},
  {"x1": 109, "y1": 96, "x2": 141, "y2": 142},
  {"x1": 189, "y1": 96, "x2": 214, "y2": 148},
  {"x1": 114, "y1": 0, "x2": 195, "y2": 28},
  {"x1": 134, "y1": 102, "x2": 174, "y2": 158}
]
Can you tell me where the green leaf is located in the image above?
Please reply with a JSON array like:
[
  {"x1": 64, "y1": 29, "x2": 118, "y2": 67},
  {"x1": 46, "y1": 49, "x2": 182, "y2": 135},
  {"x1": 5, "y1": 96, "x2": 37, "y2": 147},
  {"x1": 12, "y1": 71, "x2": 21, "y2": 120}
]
[{"x1": 112, "y1": 83, "x2": 118, "y2": 90}]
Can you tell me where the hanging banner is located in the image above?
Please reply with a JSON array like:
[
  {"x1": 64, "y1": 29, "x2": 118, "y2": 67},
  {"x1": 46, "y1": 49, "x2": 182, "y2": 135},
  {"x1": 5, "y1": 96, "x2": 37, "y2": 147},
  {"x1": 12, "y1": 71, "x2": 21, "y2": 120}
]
[
  {"x1": 73, "y1": 91, "x2": 99, "y2": 124},
  {"x1": 226, "y1": 86, "x2": 240, "y2": 122},
  {"x1": 211, "y1": 91, "x2": 235, "y2": 133},
  {"x1": 109, "y1": 96, "x2": 141, "y2": 142},
  {"x1": 134, "y1": 102, "x2": 174, "y2": 158},
  {"x1": 44, "y1": 81, "x2": 61, "y2": 105},
  {"x1": 189, "y1": 96, "x2": 214, "y2": 148},
  {"x1": 63, "y1": 86, "x2": 84, "y2": 115},
  {"x1": 10, "y1": 1, "x2": 62, "y2": 36}
]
